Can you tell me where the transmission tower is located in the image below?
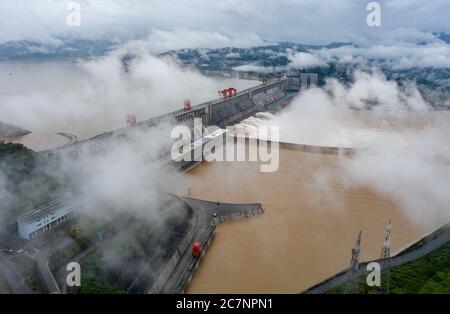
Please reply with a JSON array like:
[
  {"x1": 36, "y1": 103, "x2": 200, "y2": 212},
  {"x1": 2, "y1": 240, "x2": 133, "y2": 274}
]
[
  {"x1": 349, "y1": 230, "x2": 362, "y2": 271},
  {"x1": 380, "y1": 219, "x2": 392, "y2": 294},
  {"x1": 380, "y1": 219, "x2": 392, "y2": 259},
  {"x1": 344, "y1": 230, "x2": 362, "y2": 293}
]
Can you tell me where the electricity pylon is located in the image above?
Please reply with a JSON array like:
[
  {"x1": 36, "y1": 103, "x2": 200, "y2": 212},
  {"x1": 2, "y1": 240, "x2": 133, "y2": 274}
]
[
  {"x1": 380, "y1": 219, "x2": 392, "y2": 294},
  {"x1": 349, "y1": 230, "x2": 362, "y2": 270},
  {"x1": 380, "y1": 219, "x2": 392, "y2": 259},
  {"x1": 345, "y1": 230, "x2": 362, "y2": 294}
]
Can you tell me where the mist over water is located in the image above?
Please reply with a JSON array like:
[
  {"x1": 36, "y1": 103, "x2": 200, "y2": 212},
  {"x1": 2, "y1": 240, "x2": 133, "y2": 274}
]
[
  {"x1": 1, "y1": 48, "x2": 449, "y2": 293},
  {"x1": 0, "y1": 0, "x2": 449, "y2": 295},
  {"x1": 0, "y1": 52, "x2": 257, "y2": 142},
  {"x1": 241, "y1": 70, "x2": 450, "y2": 228},
  {"x1": 177, "y1": 70, "x2": 450, "y2": 293},
  {"x1": 0, "y1": 49, "x2": 255, "y2": 236}
]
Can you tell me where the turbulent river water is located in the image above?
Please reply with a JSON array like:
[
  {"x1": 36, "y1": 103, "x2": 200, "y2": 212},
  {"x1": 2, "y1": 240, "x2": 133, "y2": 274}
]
[{"x1": 171, "y1": 110, "x2": 450, "y2": 293}]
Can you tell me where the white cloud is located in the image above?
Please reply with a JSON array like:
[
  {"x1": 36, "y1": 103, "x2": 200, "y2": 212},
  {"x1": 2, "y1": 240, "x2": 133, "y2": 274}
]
[
  {"x1": 0, "y1": 50, "x2": 257, "y2": 139},
  {"x1": 266, "y1": 70, "x2": 429, "y2": 147},
  {"x1": 225, "y1": 52, "x2": 241, "y2": 59},
  {"x1": 233, "y1": 64, "x2": 277, "y2": 73},
  {"x1": 316, "y1": 42, "x2": 450, "y2": 69},
  {"x1": 126, "y1": 28, "x2": 267, "y2": 54},
  {"x1": 287, "y1": 51, "x2": 327, "y2": 68},
  {"x1": 1, "y1": 1, "x2": 450, "y2": 45},
  {"x1": 368, "y1": 28, "x2": 440, "y2": 44},
  {"x1": 263, "y1": 71, "x2": 450, "y2": 227}
]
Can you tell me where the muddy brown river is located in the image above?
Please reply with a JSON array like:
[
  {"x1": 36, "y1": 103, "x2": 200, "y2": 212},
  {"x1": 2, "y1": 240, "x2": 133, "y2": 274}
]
[{"x1": 173, "y1": 140, "x2": 441, "y2": 293}]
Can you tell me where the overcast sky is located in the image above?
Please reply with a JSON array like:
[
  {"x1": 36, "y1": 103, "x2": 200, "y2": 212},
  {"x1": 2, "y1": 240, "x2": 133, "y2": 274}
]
[{"x1": 0, "y1": 0, "x2": 449, "y2": 46}]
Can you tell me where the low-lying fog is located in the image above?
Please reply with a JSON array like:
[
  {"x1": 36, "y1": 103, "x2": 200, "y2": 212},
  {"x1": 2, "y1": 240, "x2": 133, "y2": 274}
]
[
  {"x1": 0, "y1": 52, "x2": 257, "y2": 143},
  {"x1": 235, "y1": 70, "x2": 450, "y2": 228}
]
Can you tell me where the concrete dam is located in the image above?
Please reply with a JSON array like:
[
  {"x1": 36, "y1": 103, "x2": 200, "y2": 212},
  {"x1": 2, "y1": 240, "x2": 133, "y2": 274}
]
[
  {"x1": 19, "y1": 76, "x2": 304, "y2": 240},
  {"x1": 12, "y1": 74, "x2": 448, "y2": 294},
  {"x1": 14, "y1": 76, "x2": 305, "y2": 294},
  {"x1": 39, "y1": 76, "x2": 302, "y2": 156}
]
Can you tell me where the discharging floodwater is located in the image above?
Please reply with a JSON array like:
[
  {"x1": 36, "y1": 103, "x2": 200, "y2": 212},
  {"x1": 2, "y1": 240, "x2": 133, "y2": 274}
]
[{"x1": 172, "y1": 139, "x2": 443, "y2": 293}]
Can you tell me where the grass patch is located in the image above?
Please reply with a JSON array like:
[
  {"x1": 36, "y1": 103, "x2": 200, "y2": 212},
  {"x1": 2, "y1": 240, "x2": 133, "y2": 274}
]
[
  {"x1": 25, "y1": 274, "x2": 39, "y2": 293},
  {"x1": 79, "y1": 252, "x2": 125, "y2": 294},
  {"x1": 326, "y1": 240, "x2": 450, "y2": 294},
  {"x1": 0, "y1": 274, "x2": 11, "y2": 294}
]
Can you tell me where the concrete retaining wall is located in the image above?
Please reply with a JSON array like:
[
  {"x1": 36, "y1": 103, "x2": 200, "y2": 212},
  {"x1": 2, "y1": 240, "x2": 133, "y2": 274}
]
[
  {"x1": 214, "y1": 206, "x2": 265, "y2": 224},
  {"x1": 176, "y1": 225, "x2": 216, "y2": 294},
  {"x1": 148, "y1": 225, "x2": 197, "y2": 294},
  {"x1": 232, "y1": 136, "x2": 356, "y2": 156},
  {"x1": 279, "y1": 141, "x2": 356, "y2": 156}
]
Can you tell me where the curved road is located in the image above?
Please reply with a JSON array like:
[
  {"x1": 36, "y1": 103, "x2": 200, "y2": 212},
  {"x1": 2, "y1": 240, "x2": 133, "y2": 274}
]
[
  {"x1": 149, "y1": 197, "x2": 263, "y2": 294},
  {"x1": 155, "y1": 198, "x2": 207, "y2": 293},
  {"x1": 0, "y1": 253, "x2": 32, "y2": 294}
]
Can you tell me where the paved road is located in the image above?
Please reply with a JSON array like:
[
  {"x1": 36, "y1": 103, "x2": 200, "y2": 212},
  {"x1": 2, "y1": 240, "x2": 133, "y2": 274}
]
[
  {"x1": 31, "y1": 254, "x2": 61, "y2": 294},
  {"x1": 157, "y1": 200, "x2": 208, "y2": 293},
  {"x1": 0, "y1": 253, "x2": 32, "y2": 294},
  {"x1": 25, "y1": 234, "x2": 74, "y2": 294},
  {"x1": 303, "y1": 226, "x2": 450, "y2": 294},
  {"x1": 152, "y1": 197, "x2": 263, "y2": 294}
]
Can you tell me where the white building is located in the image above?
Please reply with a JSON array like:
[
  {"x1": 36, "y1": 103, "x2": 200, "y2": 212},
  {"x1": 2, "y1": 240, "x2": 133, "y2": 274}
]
[{"x1": 17, "y1": 198, "x2": 82, "y2": 240}]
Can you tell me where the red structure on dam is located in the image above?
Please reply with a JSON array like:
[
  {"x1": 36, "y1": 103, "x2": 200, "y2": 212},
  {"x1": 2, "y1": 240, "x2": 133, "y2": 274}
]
[{"x1": 192, "y1": 240, "x2": 203, "y2": 258}]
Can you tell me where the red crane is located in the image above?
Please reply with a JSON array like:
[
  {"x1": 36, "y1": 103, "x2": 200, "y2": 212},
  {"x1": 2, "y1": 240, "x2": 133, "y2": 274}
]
[
  {"x1": 184, "y1": 99, "x2": 192, "y2": 111},
  {"x1": 191, "y1": 240, "x2": 202, "y2": 258},
  {"x1": 126, "y1": 114, "x2": 137, "y2": 126},
  {"x1": 218, "y1": 87, "x2": 237, "y2": 98}
]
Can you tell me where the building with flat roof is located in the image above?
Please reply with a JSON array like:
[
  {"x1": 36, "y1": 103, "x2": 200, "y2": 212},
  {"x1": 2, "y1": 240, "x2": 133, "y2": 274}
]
[{"x1": 17, "y1": 197, "x2": 83, "y2": 240}]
